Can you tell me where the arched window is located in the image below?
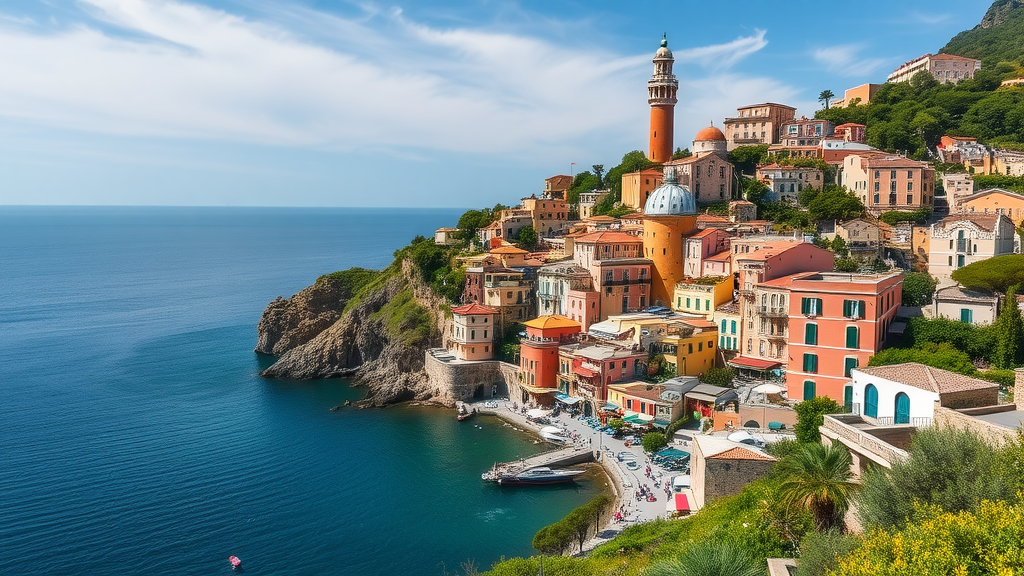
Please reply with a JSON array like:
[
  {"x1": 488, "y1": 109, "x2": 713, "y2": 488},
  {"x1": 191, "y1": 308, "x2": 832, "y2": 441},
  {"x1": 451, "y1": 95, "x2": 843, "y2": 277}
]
[
  {"x1": 894, "y1": 393, "x2": 910, "y2": 424},
  {"x1": 864, "y1": 384, "x2": 878, "y2": 418}
]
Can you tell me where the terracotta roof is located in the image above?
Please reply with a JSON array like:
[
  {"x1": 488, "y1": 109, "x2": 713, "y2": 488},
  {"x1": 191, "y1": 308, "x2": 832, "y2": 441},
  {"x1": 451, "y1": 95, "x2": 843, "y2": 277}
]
[
  {"x1": 756, "y1": 163, "x2": 820, "y2": 171},
  {"x1": 931, "y1": 54, "x2": 979, "y2": 62},
  {"x1": 958, "y1": 188, "x2": 1024, "y2": 203},
  {"x1": 935, "y1": 285, "x2": 997, "y2": 303},
  {"x1": 716, "y1": 300, "x2": 740, "y2": 314},
  {"x1": 522, "y1": 315, "x2": 581, "y2": 330},
  {"x1": 855, "y1": 363, "x2": 998, "y2": 395},
  {"x1": 697, "y1": 215, "x2": 729, "y2": 223},
  {"x1": 694, "y1": 125, "x2": 726, "y2": 142},
  {"x1": 586, "y1": 215, "x2": 618, "y2": 222},
  {"x1": 689, "y1": 228, "x2": 720, "y2": 239},
  {"x1": 681, "y1": 318, "x2": 717, "y2": 330},
  {"x1": 706, "y1": 250, "x2": 731, "y2": 262},
  {"x1": 708, "y1": 447, "x2": 775, "y2": 461},
  {"x1": 574, "y1": 231, "x2": 642, "y2": 243},
  {"x1": 937, "y1": 213, "x2": 1004, "y2": 231},
  {"x1": 489, "y1": 246, "x2": 529, "y2": 255},
  {"x1": 451, "y1": 303, "x2": 498, "y2": 315},
  {"x1": 734, "y1": 241, "x2": 812, "y2": 261},
  {"x1": 608, "y1": 383, "x2": 667, "y2": 402},
  {"x1": 851, "y1": 154, "x2": 931, "y2": 169},
  {"x1": 835, "y1": 123, "x2": 866, "y2": 129}
]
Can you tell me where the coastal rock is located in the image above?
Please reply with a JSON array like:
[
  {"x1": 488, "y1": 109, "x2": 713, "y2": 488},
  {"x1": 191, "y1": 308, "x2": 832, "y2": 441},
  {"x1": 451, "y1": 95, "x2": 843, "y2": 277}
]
[
  {"x1": 980, "y1": 0, "x2": 1022, "y2": 29},
  {"x1": 258, "y1": 260, "x2": 456, "y2": 407},
  {"x1": 254, "y1": 277, "x2": 349, "y2": 355}
]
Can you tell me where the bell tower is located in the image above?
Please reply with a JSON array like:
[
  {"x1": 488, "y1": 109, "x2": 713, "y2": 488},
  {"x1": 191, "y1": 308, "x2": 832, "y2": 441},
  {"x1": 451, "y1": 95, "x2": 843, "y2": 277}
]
[{"x1": 648, "y1": 35, "x2": 678, "y2": 164}]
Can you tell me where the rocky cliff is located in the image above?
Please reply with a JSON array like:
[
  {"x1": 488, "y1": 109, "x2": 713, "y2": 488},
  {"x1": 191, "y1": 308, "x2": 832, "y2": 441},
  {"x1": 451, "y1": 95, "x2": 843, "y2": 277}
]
[{"x1": 257, "y1": 260, "x2": 455, "y2": 407}]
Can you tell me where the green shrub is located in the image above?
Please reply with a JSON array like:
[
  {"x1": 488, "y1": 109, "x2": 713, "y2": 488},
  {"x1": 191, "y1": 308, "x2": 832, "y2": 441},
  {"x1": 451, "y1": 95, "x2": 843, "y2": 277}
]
[
  {"x1": 699, "y1": 367, "x2": 736, "y2": 388},
  {"x1": 795, "y1": 529, "x2": 860, "y2": 576},
  {"x1": 763, "y1": 438, "x2": 801, "y2": 460},
  {"x1": 531, "y1": 495, "x2": 612, "y2": 555},
  {"x1": 793, "y1": 397, "x2": 842, "y2": 444},
  {"x1": 901, "y1": 272, "x2": 937, "y2": 307},
  {"x1": 642, "y1": 432, "x2": 668, "y2": 453}
]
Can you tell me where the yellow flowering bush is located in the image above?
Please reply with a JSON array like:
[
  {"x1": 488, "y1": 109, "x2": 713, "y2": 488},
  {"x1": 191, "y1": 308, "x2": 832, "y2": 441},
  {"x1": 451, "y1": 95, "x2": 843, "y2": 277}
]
[{"x1": 830, "y1": 501, "x2": 1024, "y2": 576}]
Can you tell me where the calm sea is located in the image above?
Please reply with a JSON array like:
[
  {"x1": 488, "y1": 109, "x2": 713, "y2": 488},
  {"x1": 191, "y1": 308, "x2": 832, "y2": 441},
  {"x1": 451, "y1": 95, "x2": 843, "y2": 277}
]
[{"x1": 0, "y1": 207, "x2": 603, "y2": 576}]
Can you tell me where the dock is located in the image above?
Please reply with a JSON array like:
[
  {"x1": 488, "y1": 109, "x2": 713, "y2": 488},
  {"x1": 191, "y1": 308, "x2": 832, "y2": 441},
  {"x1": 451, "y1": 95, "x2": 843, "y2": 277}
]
[{"x1": 482, "y1": 446, "x2": 595, "y2": 482}]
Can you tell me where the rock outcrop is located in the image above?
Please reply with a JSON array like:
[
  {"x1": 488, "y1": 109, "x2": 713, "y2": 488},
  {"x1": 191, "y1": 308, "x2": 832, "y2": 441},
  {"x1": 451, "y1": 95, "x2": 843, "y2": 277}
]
[
  {"x1": 257, "y1": 260, "x2": 455, "y2": 407},
  {"x1": 980, "y1": 0, "x2": 1022, "y2": 29}
]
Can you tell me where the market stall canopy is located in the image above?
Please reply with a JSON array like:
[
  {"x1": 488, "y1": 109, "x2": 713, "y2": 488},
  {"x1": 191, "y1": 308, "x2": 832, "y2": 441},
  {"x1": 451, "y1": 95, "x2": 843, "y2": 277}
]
[
  {"x1": 727, "y1": 356, "x2": 782, "y2": 371},
  {"x1": 637, "y1": 413, "x2": 654, "y2": 422},
  {"x1": 526, "y1": 409, "x2": 550, "y2": 418},
  {"x1": 751, "y1": 383, "x2": 785, "y2": 394},
  {"x1": 666, "y1": 492, "x2": 692, "y2": 512},
  {"x1": 553, "y1": 392, "x2": 582, "y2": 405},
  {"x1": 601, "y1": 403, "x2": 620, "y2": 412},
  {"x1": 656, "y1": 448, "x2": 690, "y2": 460}
]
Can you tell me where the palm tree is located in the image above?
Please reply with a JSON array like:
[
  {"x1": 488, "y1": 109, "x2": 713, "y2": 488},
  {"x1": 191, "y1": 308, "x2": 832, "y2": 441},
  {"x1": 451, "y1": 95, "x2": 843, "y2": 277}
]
[
  {"x1": 818, "y1": 89, "x2": 835, "y2": 109},
  {"x1": 647, "y1": 542, "x2": 766, "y2": 576},
  {"x1": 777, "y1": 441, "x2": 857, "y2": 531}
]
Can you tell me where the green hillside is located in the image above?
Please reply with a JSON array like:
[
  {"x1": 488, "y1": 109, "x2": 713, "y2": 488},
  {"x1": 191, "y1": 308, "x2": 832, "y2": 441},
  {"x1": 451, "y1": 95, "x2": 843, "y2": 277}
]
[{"x1": 942, "y1": 0, "x2": 1024, "y2": 68}]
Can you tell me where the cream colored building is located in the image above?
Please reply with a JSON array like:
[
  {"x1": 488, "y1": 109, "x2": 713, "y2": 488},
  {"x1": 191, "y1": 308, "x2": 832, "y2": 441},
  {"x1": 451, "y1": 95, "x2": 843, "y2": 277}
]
[
  {"x1": 449, "y1": 304, "x2": 499, "y2": 361},
  {"x1": 942, "y1": 173, "x2": 974, "y2": 207},
  {"x1": 521, "y1": 196, "x2": 569, "y2": 237},
  {"x1": 887, "y1": 53, "x2": 981, "y2": 84},
  {"x1": 663, "y1": 155, "x2": 735, "y2": 204},
  {"x1": 578, "y1": 190, "x2": 610, "y2": 220},
  {"x1": 835, "y1": 218, "x2": 882, "y2": 254},
  {"x1": 928, "y1": 214, "x2": 1017, "y2": 281},
  {"x1": 755, "y1": 164, "x2": 824, "y2": 203},
  {"x1": 933, "y1": 285, "x2": 999, "y2": 325},
  {"x1": 957, "y1": 188, "x2": 1024, "y2": 226}
]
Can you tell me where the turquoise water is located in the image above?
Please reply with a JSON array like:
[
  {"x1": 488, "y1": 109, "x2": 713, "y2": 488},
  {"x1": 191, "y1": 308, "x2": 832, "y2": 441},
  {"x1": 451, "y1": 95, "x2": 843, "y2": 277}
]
[{"x1": 0, "y1": 207, "x2": 603, "y2": 575}]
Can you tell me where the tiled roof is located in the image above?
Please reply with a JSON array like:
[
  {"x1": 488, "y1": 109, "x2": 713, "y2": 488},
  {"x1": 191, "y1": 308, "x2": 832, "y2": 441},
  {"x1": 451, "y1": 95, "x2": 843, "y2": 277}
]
[
  {"x1": 931, "y1": 54, "x2": 979, "y2": 61},
  {"x1": 937, "y1": 213, "x2": 1003, "y2": 231},
  {"x1": 935, "y1": 285, "x2": 997, "y2": 303},
  {"x1": 574, "y1": 231, "x2": 641, "y2": 243},
  {"x1": 697, "y1": 215, "x2": 729, "y2": 223},
  {"x1": 708, "y1": 447, "x2": 775, "y2": 461},
  {"x1": 706, "y1": 250, "x2": 731, "y2": 262},
  {"x1": 855, "y1": 362, "x2": 998, "y2": 395},
  {"x1": 689, "y1": 228, "x2": 720, "y2": 239},
  {"x1": 734, "y1": 241, "x2": 812, "y2": 261},
  {"x1": 490, "y1": 246, "x2": 530, "y2": 254},
  {"x1": 716, "y1": 300, "x2": 740, "y2": 314},
  {"x1": 957, "y1": 188, "x2": 1024, "y2": 203},
  {"x1": 451, "y1": 303, "x2": 498, "y2": 315}
]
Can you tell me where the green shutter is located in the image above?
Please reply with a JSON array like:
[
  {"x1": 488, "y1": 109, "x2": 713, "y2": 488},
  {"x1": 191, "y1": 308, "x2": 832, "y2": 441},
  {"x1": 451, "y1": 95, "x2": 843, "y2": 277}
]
[
  {"x1": 803, "y1": 353, "x2": 818, "y2": 373},
  {"x1": 805, "y1": 323, "x2": 817, "y2": 345},
  {"x1": 801, "y1": 298, "x2": 809, "y2": 314},
  {"x1": 846, "y1": 326, "x2": 858, "y2": 349},
  {"x1": 844, "y1": 357, "x2": 858, "y2": 377},
  {"x1": 961, "y1": 308, "x2": 972, "y2": 323},
  {"x1": 803, "y1": 380, "x2": 816, "y2": 400},
  {"x1": 858, "y1": 300, "x2": 866, "y2": 319},
  {"x1": 842, "y1": 300, "x2": 851, "y2": 317}
]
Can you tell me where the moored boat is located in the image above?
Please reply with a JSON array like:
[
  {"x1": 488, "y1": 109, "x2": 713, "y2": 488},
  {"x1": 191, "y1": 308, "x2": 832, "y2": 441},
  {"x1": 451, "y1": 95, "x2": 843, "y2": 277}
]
[
  {"x1": 229, "y1": 556, "x2": 242, "y2": 570},
  {"x1": 496, "y1": 466, "x2": 585, "y2": 486}
]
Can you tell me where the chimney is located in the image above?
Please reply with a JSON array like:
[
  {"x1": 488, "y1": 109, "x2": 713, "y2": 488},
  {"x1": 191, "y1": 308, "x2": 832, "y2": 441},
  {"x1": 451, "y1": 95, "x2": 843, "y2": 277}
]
[{"x1": 1016, "y1": 368, "x2": 1024, "y2": 411}]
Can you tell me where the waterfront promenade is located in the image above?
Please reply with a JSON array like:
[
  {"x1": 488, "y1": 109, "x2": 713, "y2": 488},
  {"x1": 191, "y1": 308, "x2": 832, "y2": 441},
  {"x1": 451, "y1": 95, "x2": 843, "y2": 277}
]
[{"x1": 471, "y1": 400, "x2": 681, "y2": 550}]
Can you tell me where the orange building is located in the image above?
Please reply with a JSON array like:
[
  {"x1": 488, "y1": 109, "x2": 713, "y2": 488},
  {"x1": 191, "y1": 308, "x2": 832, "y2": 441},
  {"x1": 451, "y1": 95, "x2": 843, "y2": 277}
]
[
  {"x1": 642, "y1": 172, "x2": 699, "y2": 306},
  {"x1": 842, "y1": 153, "x2": 936, "y2": 215},
  {"x1": 621, "y1": 168, "x2": 665, "y2": 210},
  {"x1": 769, "y1": 271, "x2": 903, "y2": 403},
  {"x1": 957, "y1": 188, "x2": 1024, "y2": 226},
  {"x1": 517, "y1": 315, "x2": 582, "y2": 405},
  {"x1": 648, "y1": 35, "x2": 678, "y2": 163}
]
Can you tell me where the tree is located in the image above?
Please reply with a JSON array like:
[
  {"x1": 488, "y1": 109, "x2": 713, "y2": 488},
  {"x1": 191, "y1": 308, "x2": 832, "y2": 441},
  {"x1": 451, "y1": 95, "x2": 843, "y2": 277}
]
[
  {"x1": 699, "y1": 367, "x2": 736, "y2": 388},
  {"x1": 728, "y1": 145, "x2": 769, "y2": 175},
  {"x1": 567, "y1": 171, "x2": 599, "y2": 205},
  {"x1": 868, "y1": 342, "x2": 978, "y2": 375},
  {"x1": 830, "y1": 236, "x2": 848, "y2": 257},
  {"x1": 672, "y1": 147, "x2": 692, "y2": 160},
  {"x1": 834, "y1": 258, "x2": 859, "y2": 273},
  {"x1": 795, "y1": 529, "x2": 860, "y2": 576},
  {"x1": 806, "y1": 186, "x2": 866, "y2": 222},
  {"x1": 901, "y1": 272, "x2": 938, "y2": 307},
  {"x1": 797, "y1": 186, "x2": 820, "y2": 207},
  {"x1": 641, "y1": 432, "x2": 668, "y2": 453},
  {"x1": 952, "y1": 254, "x2": 1024, "y2": 294},
  {"x1": 818, "y1": 89, "x2": 835, "y2": 110},
  {"x1": 607, "y1": 418, "x2": 624, "y2": 432},
  {"x1": 647, "y1": 542, "x2": 767, "y2": 576},
  {"x1": 777, "y1": 441, "x2": 857, "y2": 532},
  {"x1": 793, "y1": 396, "x2": 843, "y2": 444},
  {"x1": 591, "y1": 164, "x2": 604, "y2": 187},
  {"x1": 513, "y1": 226, "x2": 537, "y2": 250},
  {"x1": 993, "y1": 285, "x2": 1023, "y2": 368},
  {"x1": 858, "y1": 426, "x2": 1013, "y2": 529}
]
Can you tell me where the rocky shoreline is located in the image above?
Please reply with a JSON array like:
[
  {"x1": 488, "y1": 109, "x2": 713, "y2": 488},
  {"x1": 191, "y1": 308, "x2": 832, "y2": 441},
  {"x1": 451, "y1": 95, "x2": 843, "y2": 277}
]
[{"x1": 256, "y1": 259, "x2": 456, "y2": 407}]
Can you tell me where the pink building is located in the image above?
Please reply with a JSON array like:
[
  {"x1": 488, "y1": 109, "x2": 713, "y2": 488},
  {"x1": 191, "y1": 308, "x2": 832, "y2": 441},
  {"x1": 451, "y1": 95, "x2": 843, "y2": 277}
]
[
  {"x1": 834, "y1": 123, "x2": 866, "y2": 143},
  {"x1": 767, "y1": 272, "x2": 903, "y2": 404},
  {"x1": 684, "y1": 228, "x2": 731, "y2": 278},
  {"x1": 571, "y1": 230, "x2": 652, "y2": 323},
  {"x1": 449, "y1": 303, "x2": 499, "y2": 361}
]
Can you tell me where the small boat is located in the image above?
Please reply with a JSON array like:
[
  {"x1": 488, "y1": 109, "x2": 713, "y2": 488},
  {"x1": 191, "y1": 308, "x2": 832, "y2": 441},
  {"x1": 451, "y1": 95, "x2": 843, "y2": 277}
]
[
  {"x1": 457, "y1": 411, "x2": 474, "y2": 421},
  {"x1": 496, "y1": 467, "x2": 586, "y2": 486},
  {"x1": 456, "y1": 403, "x2": 474, "y2": 421},
  {"x1": 229, "y1": 556, "x2": 242, "y2": 570},
  {"x1": 539, "y1": 426, "x2": 569, "y2": 444}
]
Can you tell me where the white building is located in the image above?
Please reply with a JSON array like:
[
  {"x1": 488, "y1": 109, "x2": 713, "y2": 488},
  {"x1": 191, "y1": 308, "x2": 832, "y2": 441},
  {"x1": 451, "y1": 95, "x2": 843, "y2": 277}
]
[
  {"x1": 928, "y1": 214, "x2": 1016, "y2": 281},
  {"x1": 848, "y1": 363, "x2": 999, "y2": 425}
]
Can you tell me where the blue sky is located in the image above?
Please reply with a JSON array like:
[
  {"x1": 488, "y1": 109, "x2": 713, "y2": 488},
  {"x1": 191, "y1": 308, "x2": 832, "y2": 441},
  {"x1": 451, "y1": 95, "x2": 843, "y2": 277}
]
[{"x1": 0, "y1": 0, "x2": 994, "y2": 207}]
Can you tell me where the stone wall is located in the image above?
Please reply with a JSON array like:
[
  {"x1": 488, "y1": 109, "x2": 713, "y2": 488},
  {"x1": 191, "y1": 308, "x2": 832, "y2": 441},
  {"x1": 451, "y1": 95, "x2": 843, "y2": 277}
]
[
  {"x1": 1016, "y1": 368, "x2": 1024, "y2": 410},
  {"x1": 939, "y1": 387, "x2": 1000, "y2": 409},
  {"x1": 423, "y1": 353, "x2": 519, "y2": 406},
  {"x1": 702, "y1": 457, "x2": 775, "y2": 505},
  {"x1": 933, "y1": 403, "x2": 1017, "y2": 447}
]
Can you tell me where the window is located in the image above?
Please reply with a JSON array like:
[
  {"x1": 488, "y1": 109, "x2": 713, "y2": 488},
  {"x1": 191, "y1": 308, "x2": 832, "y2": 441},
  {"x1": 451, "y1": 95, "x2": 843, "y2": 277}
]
[
  {"x1": 803, "y1": 380, "x2": 816, "y2": 401},
  {"x1": 705, "y1": 300, "x2": 711, "y2": 311},
  {"x1": 730, "y1": 320, "x2": 736, "y2": 334},
  {"x1": 907, "y1": 194, "x2": 913, "y2": 205},
  {"x1": 801, "y1": 297, "x2": 823, "y2": 315},
  {"x1": 686, "y1": 298, "x2": 691, "y2": 308},
  {"x1": 802, "y1": 353, "x2": 818, "y2": 373},
  {"x1": 844, "y1": 357, "x2": 858, "y2": 377},
  {"x1": 961, "y1": 308, "x2": 973, "y2": 323},
  {"x1": 843, "y1": 300, "x2": 866, "y2": 319},
  {"x1": 805, "y1": 323, "x2": 817, "y2": 345},
  {"x1": 907, "y1": 181, "x2": 914, "y2": 191},
  {"x1": 721, "y1": 319, "x2": 727, "y2": 332},
  {"x1": 843, "y1": 386, "x2": 853, "y2": 411}
]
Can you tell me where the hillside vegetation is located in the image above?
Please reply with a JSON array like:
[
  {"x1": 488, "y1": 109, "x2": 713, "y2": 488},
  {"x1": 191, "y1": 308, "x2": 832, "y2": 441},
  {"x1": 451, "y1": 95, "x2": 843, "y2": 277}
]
[{"x1": 941, "y1": 0, "x2": 1024, "y2": 67}]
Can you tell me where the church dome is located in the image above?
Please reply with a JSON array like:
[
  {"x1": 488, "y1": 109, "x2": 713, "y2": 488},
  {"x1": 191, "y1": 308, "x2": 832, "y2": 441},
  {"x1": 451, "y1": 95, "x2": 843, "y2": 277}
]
[
  {"x1": 655, "y1": 36, "x2": 672, "y2": 59},
  {"x1": 644, "y1": 171, "x2": 696, "y2": 216},
  {"x1": 694, "y1": 126, "x2": 726, "y2": 142}
]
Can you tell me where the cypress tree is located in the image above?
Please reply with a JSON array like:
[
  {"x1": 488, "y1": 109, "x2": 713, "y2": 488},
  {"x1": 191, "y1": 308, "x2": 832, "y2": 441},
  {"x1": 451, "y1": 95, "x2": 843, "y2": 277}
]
[{"x1": 993, "y1": 285, "x2": 1024, "y2": 369}]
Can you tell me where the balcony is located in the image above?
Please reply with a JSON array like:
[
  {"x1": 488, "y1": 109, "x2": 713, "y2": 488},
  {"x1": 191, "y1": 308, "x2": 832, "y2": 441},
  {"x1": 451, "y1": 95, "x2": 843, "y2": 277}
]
[
  {"x1": 756, "y1": 306, "x2": 788, "y2": 317},
  {"x1": 485, "y1": 280, "x2": 526, "y2": 288},
  {"x1": 738, "y1": 288, "x2": 756, "y2": 298},
  {"x1": 955, "y1": 239, "x2": 975, "y2": 255},
  {"x1": 821, "y1": 414, "x2": 909, "y2": 467}
]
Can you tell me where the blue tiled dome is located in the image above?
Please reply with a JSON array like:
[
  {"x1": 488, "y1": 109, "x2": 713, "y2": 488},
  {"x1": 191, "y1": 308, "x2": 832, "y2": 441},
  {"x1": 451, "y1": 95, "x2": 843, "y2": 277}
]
[{"x1": 643, "y1": 171, "x2": 696, "y2": 215}]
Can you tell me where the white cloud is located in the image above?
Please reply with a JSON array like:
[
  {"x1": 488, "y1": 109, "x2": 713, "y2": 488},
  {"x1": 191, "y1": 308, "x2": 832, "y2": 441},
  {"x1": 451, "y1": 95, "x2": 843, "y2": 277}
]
[
  {"x1": 812, "y1": 44, "x2": 889, "y2": 78},
  {"x1": 0, "y1": 0, "x2": 786, "y2": 163}
]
